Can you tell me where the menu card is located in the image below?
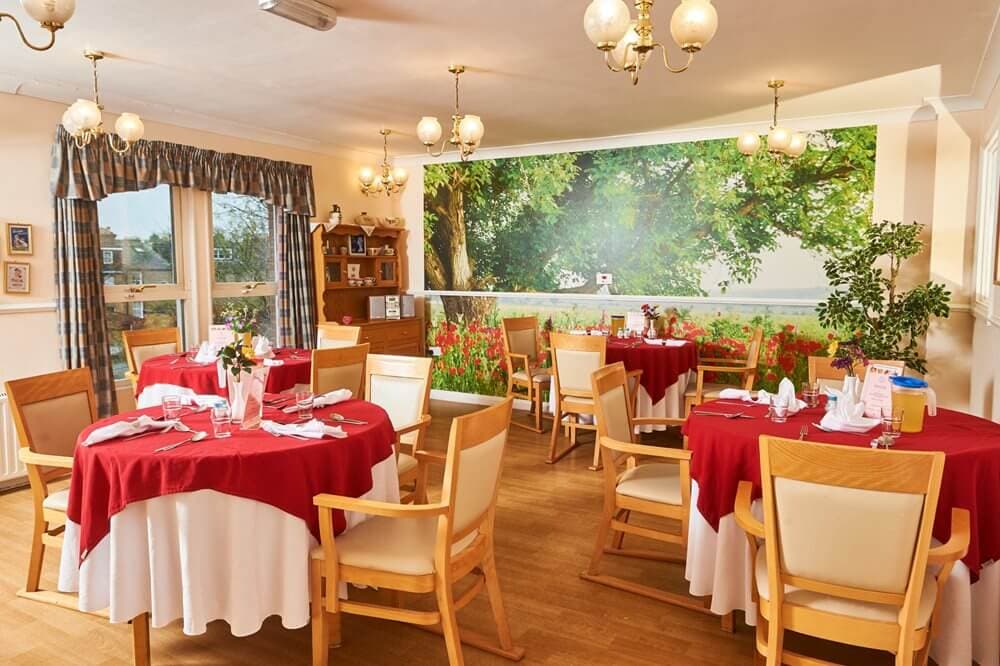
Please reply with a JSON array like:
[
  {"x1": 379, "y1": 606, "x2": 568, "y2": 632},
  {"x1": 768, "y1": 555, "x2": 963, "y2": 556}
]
[
  {"x1": 860, "y1": 363, "x2": 904, "y2": 419},
  {"x1": 208, "y1": 324, "x2": 233, "y2": 351},
  {"x1": 625, "y1": 311, "x2": 645, "y2": 333}
]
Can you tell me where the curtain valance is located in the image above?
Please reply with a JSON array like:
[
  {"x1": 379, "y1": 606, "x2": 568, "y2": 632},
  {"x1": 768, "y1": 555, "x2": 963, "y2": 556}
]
[{"x1": 50, "y1": 125, "x2": 316, "y2": 217}]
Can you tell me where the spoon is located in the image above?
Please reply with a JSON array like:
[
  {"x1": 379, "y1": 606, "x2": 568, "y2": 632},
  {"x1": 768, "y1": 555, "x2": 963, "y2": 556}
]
[
  {"x1": 154, "y1": 431, "x2": 208, "y2": 453},
  {"x1": 329, "y1": 413, "x2": 367, "y2": 425}
]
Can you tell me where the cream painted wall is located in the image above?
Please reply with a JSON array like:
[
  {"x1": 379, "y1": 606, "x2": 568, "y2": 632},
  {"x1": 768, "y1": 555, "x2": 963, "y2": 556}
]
[{"x1": 0, "y1": 92, "x2": 397, "y2": 393}]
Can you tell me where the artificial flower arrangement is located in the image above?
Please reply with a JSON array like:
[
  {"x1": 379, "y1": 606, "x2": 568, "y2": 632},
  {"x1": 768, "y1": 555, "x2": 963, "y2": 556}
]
[
  {"x1": 828, "y1": 338, "x2": 869, "y2": 378},
  {"x1": 640, "y1": 303, "x2": 660, "y2": 320},
  {"x1": 217, "y1": 303, "x2": 259, "y2": 378}
]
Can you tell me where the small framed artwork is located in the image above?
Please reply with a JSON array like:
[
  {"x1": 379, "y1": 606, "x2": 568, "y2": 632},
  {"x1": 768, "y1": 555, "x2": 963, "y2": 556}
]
[
  {"x1": 6, "y1": 223, "x2": 32, "y2": 256},
  {"x1": 348, "y1": 233, "x2": 367, "y2": 256},
  {"x1": 347, "y1": 263, "x2": 361, "y2": 280},
  {"x1": 4, "y1": 261, "x2": 30, "y2": 294}
]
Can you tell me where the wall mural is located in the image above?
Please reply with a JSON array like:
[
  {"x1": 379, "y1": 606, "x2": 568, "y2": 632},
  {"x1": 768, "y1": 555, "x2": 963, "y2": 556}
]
[{"x1": 423, "y1": 126, "x2": 877, "y2": 396}]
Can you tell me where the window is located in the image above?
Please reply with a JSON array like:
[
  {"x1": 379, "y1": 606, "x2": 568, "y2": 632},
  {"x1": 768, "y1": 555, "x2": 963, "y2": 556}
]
[
  {"x1": 102, "y1": 249, "x2": 114, "y2": 265},
  {"x1": 975, "y1": 131, "x2": 1000, "y2": 310}
]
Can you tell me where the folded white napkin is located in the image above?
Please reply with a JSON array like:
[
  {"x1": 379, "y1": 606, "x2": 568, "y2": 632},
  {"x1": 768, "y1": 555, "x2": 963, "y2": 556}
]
[
  {"x1": 261, "y1": 419, "x2": 347, "y2": 440},
  {"x1": 281, "y1": 389, "x2": 353, "y2": 413},
  {"x1": 569, "y1": 330, "x2": 587, "y2": 336},
  {"x1": 718, "y1": 388, "x2": 751, "y2": 400},
  {"x1": 193, "y1": 341, "x2": 216, "y2": 364},
  {"x1": 181, "y1": 394, "x2": 221, "y2": 408},
  {"x1": 252, "y1": 335, "x2": 275, "y2": 359},
  {"x1": 663, "y1": 339, "x2": 687, "y2": 347},
  {"x1": 642, "y1": 338, "x2": 665, "y2": 346},
  {"x1": 589, "y1": 330, "x2": 606, "y2": 336},
  {"x1": 83, "y1": 416, "x2": 186, "y2": 446},
  {"x1": 819, "y1": 383, "x2": 880, "y2": 433},
  {"x1": 262, "y1": 358, "x2": 285, "y2": 367},
  {"x1": 721, "y1": 379, "x2": 807, "y2": 413}
]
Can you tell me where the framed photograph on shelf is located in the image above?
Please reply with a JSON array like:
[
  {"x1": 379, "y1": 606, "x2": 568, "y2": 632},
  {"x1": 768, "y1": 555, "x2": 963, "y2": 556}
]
[
  {"x1": 347, "y1": 263, "x2": 361, "y2": 280},
  {"x1": 4, "y1": 261, "x2": 30, "y2": 294},
  {"x1": 6, "y1": 223, "x2": 32, "y2": 256},
  {"x1": 348, "y1": 233, "x2": 367, "y2": 256}
]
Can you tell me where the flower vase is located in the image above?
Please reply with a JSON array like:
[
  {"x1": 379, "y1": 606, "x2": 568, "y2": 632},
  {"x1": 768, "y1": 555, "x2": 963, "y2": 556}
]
[
  {"x1": 227, "y1": 366, "x2": 268, "y2": 428},
  {"x1": 644, "y1": 317, "x2": 658, "y2": 339},
  {"x1": 842, "y1": 375, "x2": 861, "y2": 404}
]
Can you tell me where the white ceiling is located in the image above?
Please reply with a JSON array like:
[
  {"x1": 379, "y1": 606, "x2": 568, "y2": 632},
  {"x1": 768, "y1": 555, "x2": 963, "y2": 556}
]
[{"x1": 0, "y1": 0, "x2": 997, "y2": 156}]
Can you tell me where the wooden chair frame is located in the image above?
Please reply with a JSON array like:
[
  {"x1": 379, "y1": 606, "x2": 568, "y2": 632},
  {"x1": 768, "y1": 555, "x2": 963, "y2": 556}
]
[
  {"x1": 316, "y1": 323, "x2": 362, "y2": 348},
  {"x1": 807, "y1": 356, "x2": 906, "y2": 387},
  {"x1": 501, "y1": 316, "x2": 552, "y2": 434},
  {"x1": 121, "y1": 326, "x2": 182, "y2": 393},
  {"x1": 365, "y1": 354, "x2": 439, "y2": 504},
  {"x1": 310, "y1": 397, "x2": 524, "y2": 666},
  {"x1": 735, "y1": 436, "x2": 970, "y2": 666},
  {"x1": 5, "y1": 368, "x2": 152, "y2": 665},
  {"x1": 684, "y1": 326, "x2": 764, "y2": 416},
  {"x1": 310, "y1": 343, "x2": 370, "y2": 397},
  {"x1": 548, "y1": 332, "x2": 607, "y2": 467}
]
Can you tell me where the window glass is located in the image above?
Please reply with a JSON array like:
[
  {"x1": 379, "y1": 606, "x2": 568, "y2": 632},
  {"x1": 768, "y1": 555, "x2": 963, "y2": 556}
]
[
  {"x1": 105, "y1": 300, "x2": 183, "y2": 379},
  {"x1": 212, "y1": 296, "x2": 277, "y2": 343},
  {"x1": 96, "y1": 185, "x2": 176, "y2": 286},
  {"x1": 212, "y1": 193, "x2": 274, "y2": 283}
]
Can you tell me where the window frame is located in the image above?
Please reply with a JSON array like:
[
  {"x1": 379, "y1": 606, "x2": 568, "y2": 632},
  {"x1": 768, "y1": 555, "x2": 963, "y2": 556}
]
[{"x1": 975, "y1": 130, "x2": 1000, "y2": 315}]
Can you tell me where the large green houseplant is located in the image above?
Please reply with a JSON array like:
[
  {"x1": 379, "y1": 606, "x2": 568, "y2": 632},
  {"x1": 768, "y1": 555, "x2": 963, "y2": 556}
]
[{"x1": 816, "y1": 221, "x2": 950, "y2": 374}]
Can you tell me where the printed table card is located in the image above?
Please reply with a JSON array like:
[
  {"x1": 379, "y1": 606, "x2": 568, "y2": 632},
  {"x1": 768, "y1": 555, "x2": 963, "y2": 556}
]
[{"x1": 860, "y1": 363, "x2": 904, "y2": 419}]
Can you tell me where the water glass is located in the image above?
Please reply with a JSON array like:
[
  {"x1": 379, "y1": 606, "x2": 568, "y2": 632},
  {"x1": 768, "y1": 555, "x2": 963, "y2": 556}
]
[
  {"x1": 211, "y1": 402, "x2": 232, "y2": 439},
  {"x1": 162, "y1": 395, "x2": 183, "y2": 420},
  {"x1": 801, "y1": 387, "x2": 820, "y2": 409},
  {"x1": 769, "y1": 401, "x2": 789, "y2": 424},
  {"x1": 881, "y1": 410, "x2": 903, "y2": 441},
  {"x1": 295, "y1": 390, "x2": 314, "y2": 421}
]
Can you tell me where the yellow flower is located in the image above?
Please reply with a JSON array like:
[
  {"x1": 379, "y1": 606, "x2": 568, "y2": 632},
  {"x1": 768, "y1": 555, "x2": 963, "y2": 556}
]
[{"x1": 827, "y1": 340, "x2": 839, "y2": 357}]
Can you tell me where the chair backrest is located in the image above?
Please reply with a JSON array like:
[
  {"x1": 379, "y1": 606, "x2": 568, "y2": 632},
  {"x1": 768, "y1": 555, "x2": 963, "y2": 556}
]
[
  {"x1": 550, "y1": 332, "x2": 607, "y2": 395},
  {"x1": 591, "y1": 363, "x2": 634, "y2": 445},
  {"x1": 365, "y1": 354, "x2": 432, "y2": 436},
  {"x1": 317, "y1": 324, "x2": 362, "y2": 349},
  {"x1": 438, "y1": 397, "x2": 514, "y2": 551},
  {"x1": 122, "y1": 327, "x2": 181, "y2": 375},
  {"x1": 745, "y1": 327, "x2": 765, "y2": 370},
  {"x1": 5, "y1": 368, "x2": 97, "y2": 479},
  {"x1": 501, "y1": 316, "x2": 540, "y2": 365},
  {"x1": 758, "y1": 436, "x2": 943, "y2": 635},
  {"x1": 311, "y1": 344, "x2": 369, "y2": 396},
  {"x1": 807, "y1": 356, "x2": 906, "y2": 391}
]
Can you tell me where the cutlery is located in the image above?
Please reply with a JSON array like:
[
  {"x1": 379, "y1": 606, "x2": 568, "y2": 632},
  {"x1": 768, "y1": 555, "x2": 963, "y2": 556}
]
[
  {"x1": 329, "y1": 413, "x2": 367, "y2": 425},
  {"x1": 692, "y1": 410, "x2": 753, "y2": 419},
  {"x1": 154, "y1": 431, "x2": 208, "y2": 453},
  {"x1": 121, "y1": 422, "x2": 190, "y2": 440},
  {"x1": 811, "y1": 422, "x2": 868, "y2": 436},
  {"x1": 798, "y1": 426, "x2": 808, "y2": 440},
  {"x1": 268, "y1": 430, "x2": 310, "y2": 441}
]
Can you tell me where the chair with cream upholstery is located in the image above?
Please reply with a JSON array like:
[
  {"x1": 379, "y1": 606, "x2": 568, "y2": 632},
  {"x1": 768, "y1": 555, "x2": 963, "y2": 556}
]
[
  {"x1": 808, "y1": 355, "x2": 906, "y2": 392},
  {"x1": 316, "y1": 323, "x2": 362, "y2": 349},
  {"x1": 548, "y1": 332, "x2": 606, "y2": 467},
  {"x1": 309, "y1": 397, "x2": 523, "y2": 666},
  {"x1": 365, "y1": 354, "x2": 437, "y2": 504},
  {"x1": 683, "y1": 326, "x2": 763, "y2": 416},
  {"x1": 122, "y1": 327, "x2": 182, "y2": 393},
  {"x1": 501, "y1": 316, "x2": 551, "y2": 433},
  {"x1": 735, "y1": 437, "x2": 969, "y2": 666},
  {"x1": 581, "y1": 363, "x2": 712, "y2": 616},
  {"x1": 311, "y1": 344, "x2": 369, "y2": 397}
]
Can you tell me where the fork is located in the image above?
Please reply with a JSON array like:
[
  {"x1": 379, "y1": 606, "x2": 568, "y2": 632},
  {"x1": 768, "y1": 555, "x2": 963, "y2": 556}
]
[{"x1": 798, "y1": 426, "x2": 808, "y2": 440}]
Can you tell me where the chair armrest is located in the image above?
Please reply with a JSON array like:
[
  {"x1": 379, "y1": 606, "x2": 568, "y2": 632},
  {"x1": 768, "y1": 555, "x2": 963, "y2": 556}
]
[
  {"x1": 313, "y1": 494, "x2": 448, "y2": 518},
  {"x1": 927, "y1": 508, "x2": 970, "y2": 566},
  {"x1": 414, "y1": 449, "x2": 447, "y2": 464},
  {"x1": 734, "y1": 481, "x2": 764, "y2": 538},
  {"x1": 699, "y1": 358, "x2": 748, "y2": 365},
  {"x1": 559, "y1": 388, "x2": 592, "y2": 399},
  {"x1": 19, "y1": 450, "x2": 74, "y2": 469},
  {"x1": 632, "y1": 417, "x2": 685, "y2": 427},
  {"x1": 507, "y1": 353, "x2": 529, "y2": 370},
  {"x1": 396, "y1": 414, "x2": 432, "y2": 437},
  {"x1": 600, "y1": 435, "x2": 691, "y2": 461},
  {"x1": 698, "y1": 364, "x2": 752, "y2": 374},
  {"x1": 626, "y1": 369, "x2": 643, "y2": 381}
]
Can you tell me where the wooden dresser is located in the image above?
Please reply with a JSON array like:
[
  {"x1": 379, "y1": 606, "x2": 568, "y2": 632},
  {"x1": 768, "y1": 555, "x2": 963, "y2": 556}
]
[{"x1": 357, "y1": 318, "x2": 424, "y2": 356}]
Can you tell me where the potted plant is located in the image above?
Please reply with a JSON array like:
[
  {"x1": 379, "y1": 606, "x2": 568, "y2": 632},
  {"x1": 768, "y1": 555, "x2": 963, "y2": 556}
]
[
  {"x1": 640, "y1": 303, "x2": 660, "y2": 338},
  {"x1": 217, "y1": 304, "x2": 267, "y2": 427}
]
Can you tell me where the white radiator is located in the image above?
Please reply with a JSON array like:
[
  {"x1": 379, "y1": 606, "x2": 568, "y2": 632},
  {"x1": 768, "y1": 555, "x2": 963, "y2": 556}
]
[{"x1": 0, "y1": 392, "x2": 27, "y2": 489}]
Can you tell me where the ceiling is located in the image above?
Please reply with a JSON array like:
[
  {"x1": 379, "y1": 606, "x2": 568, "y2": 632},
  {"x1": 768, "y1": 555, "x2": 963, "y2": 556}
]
[{"x1": 0, "y1": 0, "x2": 997, "y2": 156}]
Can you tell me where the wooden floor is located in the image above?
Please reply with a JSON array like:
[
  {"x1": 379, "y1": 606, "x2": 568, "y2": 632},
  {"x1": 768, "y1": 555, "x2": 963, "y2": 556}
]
[{"x1": 0, "y1": 400, "x2": 906, "y2": 665}]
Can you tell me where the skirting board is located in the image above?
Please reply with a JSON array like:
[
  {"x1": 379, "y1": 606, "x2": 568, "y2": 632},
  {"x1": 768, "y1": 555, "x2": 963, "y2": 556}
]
[{"x1": 430, "y1": 389, "x2": 533, "y2": 412}]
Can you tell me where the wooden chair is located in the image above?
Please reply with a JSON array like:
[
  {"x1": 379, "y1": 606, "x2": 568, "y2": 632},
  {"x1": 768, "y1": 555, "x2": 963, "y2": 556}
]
[
  {"x1": 548, "y1": 332, "x2": 607, "y2": 468},
  {"x1": 311, "y1": 344, "x2": 369, "y2": 397},
  {"x1": 581, "y1": 363, "x2": 713, "y2": 616},
  {"x1": 684, "y1": 326, "x2": 764, "y2": 415},
  {"x1": 735, "y1": 436, "x2": 970, "y2": 666},
  {"x1": 501, "y1": 316, "x2": 551, "y2": 433},
  {"x1": 122, "y1": 327, "x2": 182, "y2": 393},
  {"x1": 309, "y1": 397, "x2": 523, "y2": 666},
  {"x1": 365, "y1": 354, "x2": 439, "y2": 504},
  {"x1": 808, "y1": 356, "x2": 907, "y2": 391},
  {"x1": 317, "y1": 323, "x2": 362, "y2": 349}
]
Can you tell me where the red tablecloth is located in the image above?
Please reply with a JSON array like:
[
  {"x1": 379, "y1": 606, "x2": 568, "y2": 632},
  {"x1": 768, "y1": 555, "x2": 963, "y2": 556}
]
[
  {"x1": 135, "y1": 347, "x2": 311, "y2": 397},
  {"x1": 683, "y1": 400, "x2": 1000, "y2": 579},
  {"x1": 606, "y1": 339, "x2": 699, "y2": 403},
  {"x1": 67, "y1": 398, "x2": 396, "y2": 564}
]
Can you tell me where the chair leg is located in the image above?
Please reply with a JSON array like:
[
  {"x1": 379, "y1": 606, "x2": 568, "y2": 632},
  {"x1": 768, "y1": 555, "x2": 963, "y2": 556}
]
[
  {"x1": 765, "y1": 613, "x2": 783, "y2": 666},
  {"x1": 434, "y1": 576, "x2": 464, "y2": 666},
  {"x1": 131, "y1": 612, "x2": 151, "y2": 666},
  {"x1": 589, "y1": 433, "x2": 602, "y2": 471},
  {"x1": 481, "y1": 552, "x2": 516, "y2": 654},
  {"x1": 310, "y1": 559, "x2": 331, "y2": 666},
  {"x1": 612, "y1": 510, "x2": 630, "y2": 550},
  {"x1": 26, "y1": 522, "x2": 45, "y2": 593},
  {"x1": 547, "y1": 406, "x2": 562, "y2": 463},
  {"x1": 534, "y1": 389, "x2": 544, "y2": 432},
  {"x1": 585, "y1": 506, "x2": 613, "y2": 576}
]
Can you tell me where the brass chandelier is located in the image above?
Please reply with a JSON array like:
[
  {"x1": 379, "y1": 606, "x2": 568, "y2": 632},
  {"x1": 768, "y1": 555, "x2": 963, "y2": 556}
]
[
  {"x1": 736, "y1": 80, "x2": 808, "y2": 159},
  {"x1": 0, "y1": 0, "x2": 74, "y2": 52},
  {"x1": 416, "y1": 65, "x2": 485, "y2": 162},
  {"x1": 359, "y1": 129, "x2": 408, "y2": 197},
  {"x1": 61, "y1": 50, "x2": 145, "y2": 155},
  {"x1": 583, "y1": 0, "x2": 719, "y2": 86}
]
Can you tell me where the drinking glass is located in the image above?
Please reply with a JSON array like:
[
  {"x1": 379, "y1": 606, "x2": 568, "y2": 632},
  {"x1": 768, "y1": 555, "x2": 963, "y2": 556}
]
[
  {"x1": 162, "y1": 395, "x2": 183, "y2": 420},
  {"x1": 770, "y1": 401, "x2": 789, "y2": 424},
  {"x1": 881, "y1": 409, "x2": 903, "y2": 442},
  {"x1": 296, "y1": 390, "x2": 314, "y2": 421},
  {"x1": 801, "y1": 387, "x2": 820, "y2": 409},
  {"x1": 211, "y1": 402, "x2": 232, "y2": 439}
]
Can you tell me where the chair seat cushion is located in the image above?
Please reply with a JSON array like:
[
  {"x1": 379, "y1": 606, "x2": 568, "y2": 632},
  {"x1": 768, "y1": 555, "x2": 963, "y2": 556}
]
[
  {"x1": 616, "y1": 463, "x2": 682, "y2": 505},
  {"x1": 397, "y1": 452, "x2": 417, "y2": 475},
  {"x1": 311, "y1": 516, "x2": 478, "y2": 576},
  {"x1": 754, "y1": 549, "x2": 936, "y2": 627},
  {"x1": 42, "y1": 489, "x2": 69, "y2": 513},
  {"x1": 512, "y1": 369, "x2": 551, "y2": 384},
  {"x1": 685, "y1": 382, "x2": 738, "y2": 399},
  {"x1": 561, "y1": 396, "x2": 594, "y2": 413}
]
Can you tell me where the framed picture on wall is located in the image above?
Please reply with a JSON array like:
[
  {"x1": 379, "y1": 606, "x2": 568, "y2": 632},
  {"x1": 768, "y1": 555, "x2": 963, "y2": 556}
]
[
  {"x1": 4, "y1": 261, "x2": 30, "y2": 294},
  {"x1": 348, "y1": 233, "x2": 367, "y2": 256},
  {"x1": 6, "y1": 223, "x2": 32, "y2": 256}
]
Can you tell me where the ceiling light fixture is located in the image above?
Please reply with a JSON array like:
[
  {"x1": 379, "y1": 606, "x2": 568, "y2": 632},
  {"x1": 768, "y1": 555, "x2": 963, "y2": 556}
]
[
  {"x1": 258, "y1": 0, "x2": 337, "y2": 31},
  {"x1": 0, "y1": 0, "x2": 75, "y2": 51},
  {"x1": 736, "y1": 80, "x2": 808, "y2": 159},
  {"x1": 583, "y1": 0, "x2": 718, "y2": 86},
  {"x1": 416, "y1": 65, "x2": 485, "y2": 162},
  {"x1": 61, "y1": 50, "x2": 145, "y2": 155},
  {"x1": 359, "y1": 129, "x2": 408, "y2": 197}
]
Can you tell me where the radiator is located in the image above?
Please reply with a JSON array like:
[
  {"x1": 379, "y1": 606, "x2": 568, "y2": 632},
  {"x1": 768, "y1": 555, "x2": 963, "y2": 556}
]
[{"x1": 0, "y1": 392, "x2": 27, "y2": 489}]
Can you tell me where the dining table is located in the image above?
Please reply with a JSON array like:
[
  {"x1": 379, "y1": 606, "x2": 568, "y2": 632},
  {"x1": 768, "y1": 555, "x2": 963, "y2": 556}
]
[
  {"x1": 57, "y1": 396, "x2": 399, "y2": 637},
  {"x1": 682, "y1": 398, "x2": 1000, "y2": 666},
  {"x1": 134, "y1": 347, "x2": 312, "y2": 408}
]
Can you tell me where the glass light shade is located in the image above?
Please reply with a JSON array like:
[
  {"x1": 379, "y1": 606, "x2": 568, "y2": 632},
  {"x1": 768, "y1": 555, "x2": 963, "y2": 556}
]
[
  {"x1": 21, "y1": 0, "x2": 76, "y2": 25},
  {"x1": 785, "y1": 132, "x2": 808, "y2": 157},
  {"x1": 69, "y1": 99, "x2": 101, "y2": 131},
  {"x1": 458, "y1": 115, "x2": 485, "y2": 145},
  {"x1": 391, "y1": 166, "x2": 409, "y2": 186},
  {"x1": 417, "y1": 116, "x2": 443, "y2": 146},
  {"x1": 358, "y1": 166, "x2": 376, "y2": 187},
  {"x1": 736, "y1": 131, "x2": 761, "y2": 156},
  {"x1": 670, "y1": 0, "x2": 718, "y2": 52},
  {"x1": 767, "y1": 126, "x2": 792, "y2": 153},
  {"x1": 610, "y1": 21, "x2": 640, "y2": 68},
  {"x1": 373, "y1": 178, "x2": 385, "y2": 192},
  {"x1": 61, "y1": 107, "x2": 80, "y2": 135},
  {"x1": 114, "y1": 112, "x2": 144, "y2": 143},
  {"x1": 583, "y1": 0, "x2": 631, "y2": 48}
]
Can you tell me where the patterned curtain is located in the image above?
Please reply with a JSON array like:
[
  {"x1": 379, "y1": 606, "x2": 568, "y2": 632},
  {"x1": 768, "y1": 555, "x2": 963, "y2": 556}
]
[
  {"x1": 274, "y1": 208, "x2": 317, "y2": 348},
  {"x1": 53, "y1": 198, "x2": 118, "y2": 416}
]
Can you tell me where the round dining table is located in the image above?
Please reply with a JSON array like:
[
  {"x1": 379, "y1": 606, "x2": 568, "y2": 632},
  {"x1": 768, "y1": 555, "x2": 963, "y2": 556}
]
[
  {"x1": 606, "y1": 337, "x2": 698, "y2": 429},
  {"x1": 57, "y1": 397, "x2": 399, "y2": 636},
  {"x1": 682, "y1": 398, "x2": 1000, "y2": 666},
  {"x1": 134, "y1": 347, "x2": 312, "y2": 408}
]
